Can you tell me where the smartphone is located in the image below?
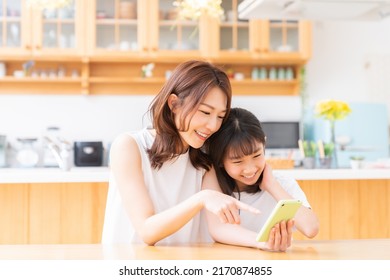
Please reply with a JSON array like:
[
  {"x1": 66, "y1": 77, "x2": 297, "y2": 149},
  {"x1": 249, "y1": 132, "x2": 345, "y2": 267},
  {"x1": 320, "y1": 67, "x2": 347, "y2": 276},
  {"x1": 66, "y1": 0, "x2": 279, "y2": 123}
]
[{"x1": 256, "y1": 199, "x2": 302, "y2": 242}]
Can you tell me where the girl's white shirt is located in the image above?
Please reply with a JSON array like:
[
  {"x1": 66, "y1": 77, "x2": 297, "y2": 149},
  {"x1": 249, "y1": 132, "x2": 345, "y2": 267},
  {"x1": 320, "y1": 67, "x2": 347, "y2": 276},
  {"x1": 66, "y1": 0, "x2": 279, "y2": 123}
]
[
  {"x1": 101, "y1": 127, "x2": 211, "y2": 245},
  {"x1": 234, "y1": 174, "x2": 311, "y2": 233}
]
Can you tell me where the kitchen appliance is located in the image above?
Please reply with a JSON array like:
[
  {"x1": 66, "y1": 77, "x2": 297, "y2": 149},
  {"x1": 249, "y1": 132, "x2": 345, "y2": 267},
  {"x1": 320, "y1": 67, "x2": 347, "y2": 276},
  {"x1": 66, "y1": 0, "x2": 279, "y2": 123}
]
[
  {"x1": 262, "y1": 122, "x2": 300, "y2": 149},
  {"x1": 74, "y1": 141, "x2": 103, "y2": 167},
  {"x1": 262, "y1": 121, "x2": 301, "y2": 166}
]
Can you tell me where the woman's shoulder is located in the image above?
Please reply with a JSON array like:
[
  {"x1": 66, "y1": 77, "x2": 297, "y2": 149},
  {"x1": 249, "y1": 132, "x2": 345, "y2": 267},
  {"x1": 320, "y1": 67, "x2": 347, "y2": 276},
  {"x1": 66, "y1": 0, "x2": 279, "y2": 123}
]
[
  {"x1": 112, "y1": 128, "x2": 153, "y2": 146},
  {"x1": 110, "y1": 132, "x2": 139, "y2": 155}
]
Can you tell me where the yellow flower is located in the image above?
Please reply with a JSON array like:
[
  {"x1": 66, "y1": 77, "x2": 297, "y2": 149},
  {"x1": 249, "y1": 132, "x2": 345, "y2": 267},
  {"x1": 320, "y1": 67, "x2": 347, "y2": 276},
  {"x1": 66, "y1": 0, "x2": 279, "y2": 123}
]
[{"x1": 315, "y1": 99, "x2": 351, "y2": 122}]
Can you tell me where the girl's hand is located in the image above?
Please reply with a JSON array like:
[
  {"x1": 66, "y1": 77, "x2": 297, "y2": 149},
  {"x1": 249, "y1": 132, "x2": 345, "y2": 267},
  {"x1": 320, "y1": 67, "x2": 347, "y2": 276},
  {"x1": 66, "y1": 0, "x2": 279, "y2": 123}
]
[
  {"x1": 259, "y1": 163, "x2": 277, "y2": 192},
  {"x1": 258, "y1": 219, "x2": 294, "y2": 252},
  {"x1": 201, "y1": 190, "x2": 260, "y2": 224}
]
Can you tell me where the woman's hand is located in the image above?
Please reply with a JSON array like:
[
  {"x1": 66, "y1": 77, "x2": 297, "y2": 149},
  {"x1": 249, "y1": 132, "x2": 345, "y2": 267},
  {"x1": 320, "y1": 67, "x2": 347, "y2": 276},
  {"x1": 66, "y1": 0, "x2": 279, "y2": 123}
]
[
  {"x1": 200, "y1": 189, "x2": 260, "y2": 224},
  {"x1": 258, "y1": 219, "x2": 294, "y2": 252}
]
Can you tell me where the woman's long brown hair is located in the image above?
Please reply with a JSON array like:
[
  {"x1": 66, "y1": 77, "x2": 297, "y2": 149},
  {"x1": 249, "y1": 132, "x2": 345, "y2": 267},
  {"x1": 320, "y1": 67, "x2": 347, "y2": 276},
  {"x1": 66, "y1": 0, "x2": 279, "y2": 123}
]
[{"x1": 147, "y1": 60, "x2": 232, "y2": 170}]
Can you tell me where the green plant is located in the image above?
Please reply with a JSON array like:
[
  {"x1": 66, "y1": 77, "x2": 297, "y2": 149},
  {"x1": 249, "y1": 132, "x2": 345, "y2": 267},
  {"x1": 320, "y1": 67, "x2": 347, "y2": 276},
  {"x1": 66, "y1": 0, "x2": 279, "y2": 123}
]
[
  {"x1": 323, "y1": 142, "x2": 334, "y2": 157},
  {"x1": 350, "y1": 156, "x2": 364, "y2": 161},
  {"x1": 303, "y1": 141, "x2": 317, "y2": 158}
]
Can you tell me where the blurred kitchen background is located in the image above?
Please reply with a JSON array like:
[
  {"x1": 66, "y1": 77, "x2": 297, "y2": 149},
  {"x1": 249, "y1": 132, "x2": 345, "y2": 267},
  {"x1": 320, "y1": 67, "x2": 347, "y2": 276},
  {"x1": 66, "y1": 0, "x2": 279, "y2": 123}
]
[{"x1": 1, "y1": 0, "x2": 390, "y2": 169}]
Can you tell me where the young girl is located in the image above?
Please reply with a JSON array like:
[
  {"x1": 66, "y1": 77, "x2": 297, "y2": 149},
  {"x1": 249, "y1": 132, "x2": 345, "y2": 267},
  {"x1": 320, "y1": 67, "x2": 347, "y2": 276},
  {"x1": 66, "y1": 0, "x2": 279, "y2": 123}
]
[
  {"x1": 203, "y1": 107, "x2": 319, "y2": 252},
  {"x1": 102, "y1": 61, "x2": 259, "y2": 245}
]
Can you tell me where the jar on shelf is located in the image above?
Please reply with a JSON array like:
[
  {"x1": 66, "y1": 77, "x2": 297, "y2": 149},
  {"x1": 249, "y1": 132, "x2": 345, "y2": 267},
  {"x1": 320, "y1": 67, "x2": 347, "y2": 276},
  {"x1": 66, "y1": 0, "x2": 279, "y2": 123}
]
[{"x1": 16, "y1": 138, "x2": 39, "y2": 168}]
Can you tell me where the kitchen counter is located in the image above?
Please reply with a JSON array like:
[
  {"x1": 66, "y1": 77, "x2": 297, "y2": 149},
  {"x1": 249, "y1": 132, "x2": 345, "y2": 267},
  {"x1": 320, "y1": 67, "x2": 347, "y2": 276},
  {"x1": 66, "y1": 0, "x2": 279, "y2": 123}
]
[
  {"x1": 1, "y1": 167, "x2": 390, "y2": 183},
  {"x1": 0, "y1": 167, "x2": 110, "y2": 183},
  {"x1": 274, "y1": 168, "x2": 390, "y2": 180}
]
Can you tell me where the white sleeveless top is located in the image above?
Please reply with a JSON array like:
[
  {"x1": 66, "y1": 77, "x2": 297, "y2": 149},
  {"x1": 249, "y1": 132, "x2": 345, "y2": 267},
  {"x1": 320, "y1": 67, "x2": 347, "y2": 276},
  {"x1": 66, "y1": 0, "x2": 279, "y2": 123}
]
[
  {"x1": 235, "y1": 174, "x2": 311, "y2": 233},
  {"x1": 101, "y1": 128, "x2": 211, "y2": 245}
]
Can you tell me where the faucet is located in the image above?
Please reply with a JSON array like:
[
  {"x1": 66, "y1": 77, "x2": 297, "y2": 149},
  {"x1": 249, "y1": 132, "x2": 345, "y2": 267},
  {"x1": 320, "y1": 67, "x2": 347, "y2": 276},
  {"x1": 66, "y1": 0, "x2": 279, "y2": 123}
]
[{"x1": 44, "y1": 136, "x2": 72, "y2": 171}]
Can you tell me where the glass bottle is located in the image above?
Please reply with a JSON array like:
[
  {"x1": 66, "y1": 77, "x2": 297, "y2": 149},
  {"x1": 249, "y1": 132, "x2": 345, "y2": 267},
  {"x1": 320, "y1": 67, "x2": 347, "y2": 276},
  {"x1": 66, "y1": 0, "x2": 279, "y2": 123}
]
[
  {"x1": 16, "y1": 138, "x2": 39, "y2": 168},
  {"x1": 43, "y1": 126, "x2": 60, "y2": 167}
]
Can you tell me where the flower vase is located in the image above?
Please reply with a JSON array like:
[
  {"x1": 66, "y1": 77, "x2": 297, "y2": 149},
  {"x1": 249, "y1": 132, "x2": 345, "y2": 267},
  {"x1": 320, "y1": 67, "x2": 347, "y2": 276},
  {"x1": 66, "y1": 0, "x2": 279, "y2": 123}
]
[{"x1": 330, "y1": 120, "x2": 338, "y2": 168}]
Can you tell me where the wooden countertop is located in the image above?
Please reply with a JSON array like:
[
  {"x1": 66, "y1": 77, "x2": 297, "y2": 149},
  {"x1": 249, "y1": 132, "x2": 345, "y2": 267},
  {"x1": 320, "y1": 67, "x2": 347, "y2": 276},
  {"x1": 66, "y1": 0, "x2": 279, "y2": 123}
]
[
  {"x1": 0, "y1": 167, "x2": 110, "y2": 183},
  {"x1": 1, "y1": 167, "x2": 390, "y2": 183},
  {"x1": 1, "y1": 239, "x2": 390, "y2": 260}
]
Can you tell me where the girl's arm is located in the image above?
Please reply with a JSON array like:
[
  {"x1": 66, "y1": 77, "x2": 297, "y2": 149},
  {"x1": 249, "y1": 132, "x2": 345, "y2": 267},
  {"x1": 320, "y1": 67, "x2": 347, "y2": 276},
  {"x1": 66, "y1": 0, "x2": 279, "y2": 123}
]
[
  {"x1": 260, "y1": 163, "x2": 319, "y2": 238},
  {"x1": 203, "y1": 168, "x2": 294, "y2": 252},
  {"x1": 110, "y1": 134, "x2": 259, "y2": 245}
]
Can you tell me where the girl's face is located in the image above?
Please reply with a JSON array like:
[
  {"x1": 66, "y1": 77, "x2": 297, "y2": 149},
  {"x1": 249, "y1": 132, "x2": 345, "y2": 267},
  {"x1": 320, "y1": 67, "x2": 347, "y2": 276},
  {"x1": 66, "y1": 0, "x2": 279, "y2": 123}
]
[
  {"x1": 174, "y1": 87, "x2": 228, "y2": 150},
  {"x1": 223, "y1": 142, "x2": 266, "y2": 191}
]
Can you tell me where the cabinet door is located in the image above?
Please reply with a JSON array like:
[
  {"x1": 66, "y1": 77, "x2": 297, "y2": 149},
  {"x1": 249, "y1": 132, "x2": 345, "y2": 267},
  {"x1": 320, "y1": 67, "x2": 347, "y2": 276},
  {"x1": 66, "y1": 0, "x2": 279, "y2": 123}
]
[
  {"x1": 0, "y1": 183, "x2": 29, "y2": 244},
  {"x1": 262, "y1": 20, "x2": 311, "y2": 60},
  {"x1": 31, "y1": 0, "x2": 85, "y2": 56},
  {"x1": 28, "y1": 182, "x2": 108, "y2": 244},
  {"x1": 87, "y1": 0, "x2": 146, "y2": 57},
  {"x1": 0, "y1": 0, "x2": 32, "y2": 56},
  {"x1": 295, "y1": 180, "x2": 331, "y2": 241},
  {"x1": 218, "y1": 0, "x2": 250, "y2": 59},
  {"x1": 153, "y1": 0, "x2": 201, "y2": 57}
]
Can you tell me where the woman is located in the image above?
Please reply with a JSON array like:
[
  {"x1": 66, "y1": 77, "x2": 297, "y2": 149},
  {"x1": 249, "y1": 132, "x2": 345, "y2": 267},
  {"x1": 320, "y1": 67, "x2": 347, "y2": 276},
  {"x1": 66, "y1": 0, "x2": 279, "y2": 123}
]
[
  {"x1": 102, "y1": 61, "x2": 259, "y2": 245},
  {"x1": 203, "y1": 108, "x2": 319, "y2": 252}
]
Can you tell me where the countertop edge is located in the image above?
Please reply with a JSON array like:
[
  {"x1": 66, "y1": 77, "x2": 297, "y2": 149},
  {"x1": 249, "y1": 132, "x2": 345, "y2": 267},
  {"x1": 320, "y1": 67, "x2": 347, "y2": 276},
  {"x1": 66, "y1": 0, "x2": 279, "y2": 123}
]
[{"x1": 1, "y1": 167, "x2": 390, "y2": 183}]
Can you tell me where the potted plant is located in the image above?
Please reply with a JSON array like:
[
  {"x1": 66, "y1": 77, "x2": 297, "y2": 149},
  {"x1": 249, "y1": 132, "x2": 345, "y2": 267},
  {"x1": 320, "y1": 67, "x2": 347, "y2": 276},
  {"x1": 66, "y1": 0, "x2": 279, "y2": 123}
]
[
  {"x1": 318, "y1": 142, "x2": 334, "y2": 168},
  {"x1": 350, "y1": 156, "x2": 365, "y2": 169},
  {"x1": 302, "y1": 140, "x2": 317, "y2": 169}
]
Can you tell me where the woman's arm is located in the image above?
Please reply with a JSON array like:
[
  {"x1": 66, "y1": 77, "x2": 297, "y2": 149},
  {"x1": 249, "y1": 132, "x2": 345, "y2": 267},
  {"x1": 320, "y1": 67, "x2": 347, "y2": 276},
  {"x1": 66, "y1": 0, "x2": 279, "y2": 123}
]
[
  {"x1": 202, "y1": 168, "x2": 294, "y2": 252},
  {"x1": 110, "y1": 134, "x2": 259, "y2": 245},
  {"x1": 260, "y1": 164, "x2": 319, "y2": 238}
]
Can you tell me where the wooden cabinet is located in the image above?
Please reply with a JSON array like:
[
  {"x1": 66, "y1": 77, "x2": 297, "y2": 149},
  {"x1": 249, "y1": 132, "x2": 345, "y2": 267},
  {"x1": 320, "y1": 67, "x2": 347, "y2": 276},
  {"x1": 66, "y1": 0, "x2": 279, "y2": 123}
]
[
  {"x1": 0, "y1": 0, "x2": 86, "y2": 94},
  {"x1": 0, "y1": 0, "x2": 85, "y2": 57},
  {"x1": 0, "y1": 182, "x2": 108, "y2": 244},
  {"x1": 293, "y1": 179, "x2": 390, "y2": 240},
  {"x1": 0, "y1": 0, "x2": 311, "y2": 95},
  {"x1": 87, "y1": 0, "x2": 146, "y2": 57},
  {"x1": 3, "y1": 178, "x2": 388, "y2": 244}
]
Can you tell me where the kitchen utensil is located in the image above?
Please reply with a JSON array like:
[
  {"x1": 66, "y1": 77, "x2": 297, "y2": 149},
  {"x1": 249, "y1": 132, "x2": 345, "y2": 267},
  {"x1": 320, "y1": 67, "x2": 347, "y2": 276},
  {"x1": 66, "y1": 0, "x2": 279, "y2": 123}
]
[{"x1": 74, "y1": 141, "x2": 103, "y2": 166}]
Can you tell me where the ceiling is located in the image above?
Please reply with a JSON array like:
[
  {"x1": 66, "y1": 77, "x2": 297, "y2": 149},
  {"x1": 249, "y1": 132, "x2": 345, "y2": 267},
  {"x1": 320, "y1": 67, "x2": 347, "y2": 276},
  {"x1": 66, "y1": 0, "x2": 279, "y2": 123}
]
[{"x1": 238, "y1": 0, "x2": 390, "y2": 21}]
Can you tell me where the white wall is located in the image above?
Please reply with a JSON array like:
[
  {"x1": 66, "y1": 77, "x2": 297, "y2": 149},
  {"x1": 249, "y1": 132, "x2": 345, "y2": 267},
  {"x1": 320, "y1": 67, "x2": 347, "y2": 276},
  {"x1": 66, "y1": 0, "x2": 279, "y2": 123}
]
[
  {"x1": 0, "y1": 94, "x2": 301, "y2": 144},
  {"x1": 1, "y1": 19, "x2": 390, "y2": 151},
  {"x1": 305, "y1": 19, "x2": 390, "y2": 118}
]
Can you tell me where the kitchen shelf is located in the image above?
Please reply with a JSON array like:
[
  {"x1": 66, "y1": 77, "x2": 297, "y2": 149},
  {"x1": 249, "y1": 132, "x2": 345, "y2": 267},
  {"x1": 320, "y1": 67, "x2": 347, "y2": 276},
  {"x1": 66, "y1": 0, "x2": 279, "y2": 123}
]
[
  {"x1": 87, "y1": 76, "x2": 299, "y2": 96},
  {"x1": 0, "y1": 57, "x2": 303, "y2": 95},
  {"x1": 96, "y1": 19, "x2": 138, "y2": 25},
  {"x1": 230, "y1": 79, "x2": 299, "y2": 96},
  {"x1": 0, "y1": 77, "x2": 82, "y2": 83},
  {"x1": 89, "y1": 77, "x2": 165, "y2": 83},
  {"x1": 0, "y1": 0, "x2": 311, "y2": 96},
  {"x1": 159, "y1": 20, "x2": 198, "y2": 27},
  {"x1": 0, "y1": 80, "x2": 83, "y2": 94}
]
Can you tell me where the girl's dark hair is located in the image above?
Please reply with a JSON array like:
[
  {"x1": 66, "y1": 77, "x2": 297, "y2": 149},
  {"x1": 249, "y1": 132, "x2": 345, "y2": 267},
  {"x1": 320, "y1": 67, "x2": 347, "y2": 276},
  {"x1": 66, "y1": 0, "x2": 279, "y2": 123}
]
[
  {"x1": 147, "y1": 60, "x2": 232, "y2": 170},
  {"x1": 206, "y1": 108, "x2": 266, "y2": 196}
]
